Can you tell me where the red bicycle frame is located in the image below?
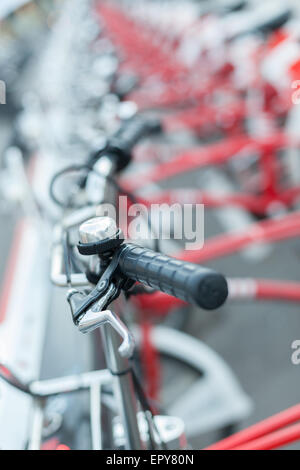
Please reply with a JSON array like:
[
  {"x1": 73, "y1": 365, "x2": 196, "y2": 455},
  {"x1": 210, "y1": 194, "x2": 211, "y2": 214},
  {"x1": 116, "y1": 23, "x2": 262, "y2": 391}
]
[
  {"x1": 205, "y1": 404, "x2": 300, "y2": 450},
  {"x1": 122, "y1": 131, "x2": 300, "y2": 217}
]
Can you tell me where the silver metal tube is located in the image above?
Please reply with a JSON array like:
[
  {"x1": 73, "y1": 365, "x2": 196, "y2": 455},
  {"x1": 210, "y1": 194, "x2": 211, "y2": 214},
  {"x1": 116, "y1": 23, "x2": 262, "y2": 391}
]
[
  {"x1": 86, "y1": 156, "x2": 117, "y2": 205},
  {"x1": 90, "y1": 383, "x2": 102, "y2": 450},
  {"x1": 30, "y1": 369, "x2": 111, "y2": 397},
  {"x1": 101, "y1": 326, "x2": 144, "y2": 450},
  {"x1": 51, "y1": 243, "x2": 88, "y2": 287},
  {"x1": 28, "y1": 399, "x2": 45, "y2": 451}
]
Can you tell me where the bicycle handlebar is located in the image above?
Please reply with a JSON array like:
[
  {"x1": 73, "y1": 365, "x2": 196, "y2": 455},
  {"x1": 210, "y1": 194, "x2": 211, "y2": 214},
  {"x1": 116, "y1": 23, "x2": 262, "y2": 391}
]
[
  {"x1": 112, "y1": 117, "x2": 161, "y2": 155},
  {"x1": 118, "y1": 244, "x2": 228, "y2": 310},
  {"x1": 94, "y1": 117, "x2": 162, "y2": 172}
]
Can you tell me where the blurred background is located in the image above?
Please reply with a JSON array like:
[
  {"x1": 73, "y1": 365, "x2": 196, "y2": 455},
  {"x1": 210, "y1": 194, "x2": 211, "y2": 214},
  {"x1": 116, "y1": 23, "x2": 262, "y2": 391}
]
[{"x1": 1, "y1": 0, "x2": 300, "y2": 450}]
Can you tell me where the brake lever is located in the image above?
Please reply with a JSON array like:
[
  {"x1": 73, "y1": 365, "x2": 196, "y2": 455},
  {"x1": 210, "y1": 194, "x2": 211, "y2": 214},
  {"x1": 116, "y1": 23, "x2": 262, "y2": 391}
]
[
  {"x1": 78, "y1": 307, "x2": 135, "y2": 358},
  {"x1": 89, "y1": 282, "x2": 119, "y2": 314},
  {"x1": 67, "y1": 250, "x2": 125, "y2": 324}
]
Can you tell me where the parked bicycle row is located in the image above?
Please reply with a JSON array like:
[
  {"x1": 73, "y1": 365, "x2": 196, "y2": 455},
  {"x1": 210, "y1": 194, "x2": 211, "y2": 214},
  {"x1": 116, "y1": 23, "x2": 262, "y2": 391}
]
[{"x1": 1, "y1": 0, "x2": 300, "y2": 450}]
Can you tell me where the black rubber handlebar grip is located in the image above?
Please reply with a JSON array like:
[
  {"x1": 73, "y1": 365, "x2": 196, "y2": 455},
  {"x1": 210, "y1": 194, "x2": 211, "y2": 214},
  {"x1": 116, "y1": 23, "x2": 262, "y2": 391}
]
[
  {"x1": 118, "y1": 244, "x2": 228, "y2": 310},
  {"x1": 110, "y1": 117, "x2": 162, "y2": 156},
  {"x1": 91, "y1": 117, "x2": 162, "y2": 171}
]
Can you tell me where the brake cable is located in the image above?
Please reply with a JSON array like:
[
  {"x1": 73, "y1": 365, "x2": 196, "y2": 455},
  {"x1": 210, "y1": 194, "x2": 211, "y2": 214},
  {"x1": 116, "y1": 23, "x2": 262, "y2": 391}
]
[{"x1": 50, "y1": 163, "x2": 161, "y2": 258}]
